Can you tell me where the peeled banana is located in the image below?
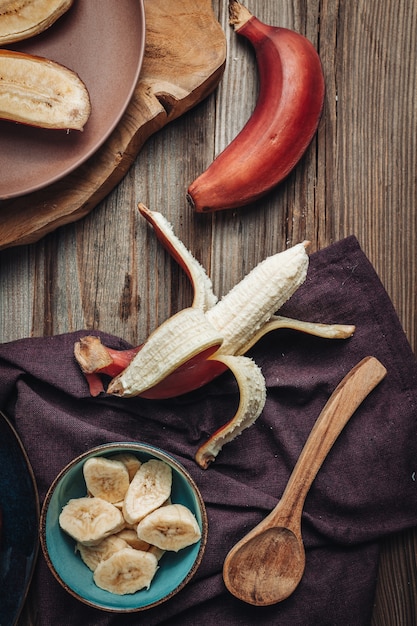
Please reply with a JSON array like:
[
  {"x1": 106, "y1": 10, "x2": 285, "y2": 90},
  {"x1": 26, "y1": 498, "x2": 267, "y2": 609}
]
[
  {"x1": 74, "y1": 204, "x2": 355, "y2": 469},
  {"x1": 0, "y1": 0, "x2": 73, "y2": 44},
  {"x1": 0, "y1": 49, "x2": 91, "y2": 130},
  {"x1": 137, "y1": 504, "x2": 202, "y2": 552}
]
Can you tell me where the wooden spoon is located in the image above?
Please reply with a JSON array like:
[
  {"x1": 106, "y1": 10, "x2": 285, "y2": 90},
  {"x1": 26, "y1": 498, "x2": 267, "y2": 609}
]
[{"x1": 222, "y1": 356, "x2": 387, "y2": 606}]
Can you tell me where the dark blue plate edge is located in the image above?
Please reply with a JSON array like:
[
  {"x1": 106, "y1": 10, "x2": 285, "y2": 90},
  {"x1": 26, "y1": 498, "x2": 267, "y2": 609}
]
[{"x1": 0, "y1": 410, "x2": 40, "y2": 626}]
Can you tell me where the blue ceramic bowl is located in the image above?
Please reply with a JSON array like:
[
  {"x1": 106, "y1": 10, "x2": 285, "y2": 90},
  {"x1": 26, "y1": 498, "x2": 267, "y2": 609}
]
[{"x1": 40, "y1": 442, "x2": 208, "y2": 612}]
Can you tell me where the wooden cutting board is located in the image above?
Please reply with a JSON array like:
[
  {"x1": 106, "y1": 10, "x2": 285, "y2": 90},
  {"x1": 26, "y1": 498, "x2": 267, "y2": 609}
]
[{"x1": 0, "y1": 0, "x2": 226, "y2": 250}]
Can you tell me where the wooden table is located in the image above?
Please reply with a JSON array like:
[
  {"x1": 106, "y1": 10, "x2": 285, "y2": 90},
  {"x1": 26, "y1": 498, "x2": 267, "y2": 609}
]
[{"x1": 1, "y1": 1, "x2": 416, "y2": 624}]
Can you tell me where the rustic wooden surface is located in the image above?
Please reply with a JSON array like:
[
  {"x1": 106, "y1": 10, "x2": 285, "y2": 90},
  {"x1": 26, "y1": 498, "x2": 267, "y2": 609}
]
[
  {"x1": 0, "y1": 0, "x2": 226, "y2": 248},
  {"x1": 0, "y1": 0, "x2": 416, "y2": 624}
]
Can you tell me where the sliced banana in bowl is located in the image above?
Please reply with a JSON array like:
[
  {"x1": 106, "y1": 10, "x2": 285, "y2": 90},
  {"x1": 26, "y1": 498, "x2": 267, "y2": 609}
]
[{"x1": 40, "y1": 442, "x2": 207, "y2": 612}]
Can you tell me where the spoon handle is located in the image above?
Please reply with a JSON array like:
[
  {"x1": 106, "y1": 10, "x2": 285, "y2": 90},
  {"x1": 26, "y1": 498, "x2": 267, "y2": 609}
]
[{"x1": 273, "y1": 356, "x2": 387, "y2": 529}]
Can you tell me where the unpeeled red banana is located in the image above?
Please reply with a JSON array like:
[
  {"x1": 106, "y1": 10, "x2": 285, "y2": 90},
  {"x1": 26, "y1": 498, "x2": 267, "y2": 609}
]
[{"x1": 187, "y1": 1, "x2": 325, "y2": 212}]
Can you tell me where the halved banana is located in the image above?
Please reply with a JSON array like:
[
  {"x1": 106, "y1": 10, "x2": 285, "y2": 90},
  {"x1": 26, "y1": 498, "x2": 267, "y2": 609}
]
[
  {"x1": 93, "y1": 548, "x2": 159, "y2": 595},
  {"x1": 0, "y1": 0, "x2": 73, "y2": 44},
  {"x1": 0, "y1": 49, "x2": 91, "y2": 130},
  {"x1": 59, "y1": 497, "x2": 125, "y2": 546},
  {"x1": 83, "y1": 457, "x2": 130, "y2": 503},
  {"x1": 137, "y1": 503, "x2": 201, "y2": 552},
  {"x1": 123, "y1": 459, "x2": 172, "y2": 525},
  {"x1": 76, "y1": 535, "x2": 129, "y2": 572}
]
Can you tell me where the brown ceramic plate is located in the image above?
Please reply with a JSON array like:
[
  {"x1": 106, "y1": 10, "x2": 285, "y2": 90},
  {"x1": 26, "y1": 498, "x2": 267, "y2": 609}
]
[{"x1": 0, "y1": 0, "x2": 145, "y2": 200}]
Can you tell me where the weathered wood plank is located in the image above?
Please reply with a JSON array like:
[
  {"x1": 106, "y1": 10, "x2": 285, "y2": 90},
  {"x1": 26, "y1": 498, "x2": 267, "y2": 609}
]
[{"x1": 0, "y1": 1, "x2": 415, "y2": 624}]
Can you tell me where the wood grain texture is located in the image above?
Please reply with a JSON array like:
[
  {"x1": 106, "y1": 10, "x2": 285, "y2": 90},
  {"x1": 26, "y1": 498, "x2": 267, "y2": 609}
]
[
  {"x1": 0, "y1": 0, "x2": 415, "y2": 624},
  {"x1": 0, "y1": 0, "x2": 226, "y2": 249}
]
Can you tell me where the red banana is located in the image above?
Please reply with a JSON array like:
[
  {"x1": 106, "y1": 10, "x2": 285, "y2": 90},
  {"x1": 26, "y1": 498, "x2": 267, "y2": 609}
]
[{"x1": 187, "y1": 1, "x2": 325, "y2": 213}]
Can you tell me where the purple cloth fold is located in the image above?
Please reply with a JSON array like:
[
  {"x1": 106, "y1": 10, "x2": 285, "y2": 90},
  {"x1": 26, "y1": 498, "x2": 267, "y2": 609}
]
[{"x1": 1, "y1": 235, "x2": 417, "y2": 625}]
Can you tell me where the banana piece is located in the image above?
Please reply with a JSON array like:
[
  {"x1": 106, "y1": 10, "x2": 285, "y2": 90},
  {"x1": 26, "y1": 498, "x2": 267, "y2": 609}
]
[
  {"x1": 93, "y1": 547, "x2": 159, "y2": 595},
  {"x1": 109, "y1": 453, "x2": 142, "y2": 482},
  {"x1": 137, "y1": 503, "x2": 201, "y2": 552},
  {"x1": 114, "y1": 529, "x2": 151, "y2": 552},
  {"x1": 147, "y1": 545, "x2": 166, "y2": 562},
  {"x1": 76, "y1": 535, "x2": 129, "y2": 572},
  {"x1": 59, "y1": 497, "x2": 125, "y2": 546},
  {"x1": 122, "y1": 459, "x2": 172, "y2": 525},
  {"x1": 113, "y1": 529, "x2": 165, "y2": 560},
  {"x1": 83, "y1": 457, "x2": 130, "y2": 503},
  {"x1": 0, "y1": 0, "x2": 73, "y2": 44},
  {"x1": 0, "y1": 49, "x2": 91, "y2": 130}
]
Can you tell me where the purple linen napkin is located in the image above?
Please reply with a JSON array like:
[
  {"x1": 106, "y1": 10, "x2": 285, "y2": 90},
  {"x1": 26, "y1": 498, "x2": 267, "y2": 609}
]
[{"x1": 1, "y1": 235, "x2": 417, "y2": 625}]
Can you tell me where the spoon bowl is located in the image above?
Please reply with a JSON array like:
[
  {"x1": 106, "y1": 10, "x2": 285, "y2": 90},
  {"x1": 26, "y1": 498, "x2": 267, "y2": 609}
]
[
  {"x1": 225, "y1": 526, "x2": 304, "y2": 605},
  {"x1": 223, "y1": 356, "x2": 387, "y2": 605}
]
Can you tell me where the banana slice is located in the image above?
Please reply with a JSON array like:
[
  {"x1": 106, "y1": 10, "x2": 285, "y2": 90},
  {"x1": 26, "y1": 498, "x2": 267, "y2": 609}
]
[
  {"x1": 109, "y1": 453, "x2": 142, "y2": 482},
  {"x1": 147, "y1": 545, "x2": 166, "y2": 562},
  {"x1": 83, "y1": 457, "x2": 130, "y2": 503},
  {"x1": 59, "y1": 497, "x2": 125, "y2": 546},
  {"x1": 0, "y1": 0, "x2": 73, "y2": 44},
  {"x1": 76, "y1": 535, "x2": 129, "y2": 572},
  {"x1": 137, "y1": 503, "x2": 201, "y2": 552},
  {"x1": 114, "y1": 529, "x2": 150, "y2": 552},
  {"x1": 93, "y1": 548, "x2": 159, "y2": 595},
  {"x1": 122, "y1": 459, "x2": 172, "y2": 525},
  {"x1": 0, "y1": 49, "x2": 91, "y2": 130}
]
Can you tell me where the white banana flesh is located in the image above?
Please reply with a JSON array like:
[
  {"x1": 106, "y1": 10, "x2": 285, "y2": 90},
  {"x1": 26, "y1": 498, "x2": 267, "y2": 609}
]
[
  {"x1": 93, "y1": 548, "x2": 159, "y2": 595},
  {"x1": 83, "y1": 457, "x2": 130, "y2": 504},
  {"x1": 59, "y1": 497, "x2": 125, "y2": 546},
  {"x1": 109, "y1": 453, "x2": 142, "y2": 482},
  {"x1": 122, "y1": 459, "x2": 172, "y2": 525},
  {"x1": 137, "y1": 504, "x2": 202, "y2": 552},
  {"x1": 114, "y1": 529, "x2": 151, "y2": 552},
  {"x1": 205, "y1": 243, "x2": 309, "y2": 356},
  {"x1": 0, "y1": 49, "x2": 91, "y2": 130},
  {"x1": 76, "y1": 535, "x2": 129, "y2": 572},
  {"x1": 107, "y1": 308, "x2": 223, "y2": 397},
  {"x1": 59, "y1": 454, "x2": 203, "y2": 595},
  {"x1": 0, "y1": 0, "x2": 73, "y2": 44}
]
